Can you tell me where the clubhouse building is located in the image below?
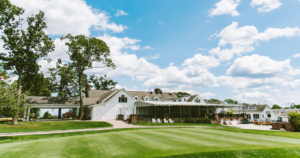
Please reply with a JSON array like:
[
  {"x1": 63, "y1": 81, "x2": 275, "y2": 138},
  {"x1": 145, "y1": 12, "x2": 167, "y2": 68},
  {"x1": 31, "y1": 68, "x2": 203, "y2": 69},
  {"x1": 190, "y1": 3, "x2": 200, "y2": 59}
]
[{"x1": 27, "y1": 88, "x2": 246, "y2": 123}]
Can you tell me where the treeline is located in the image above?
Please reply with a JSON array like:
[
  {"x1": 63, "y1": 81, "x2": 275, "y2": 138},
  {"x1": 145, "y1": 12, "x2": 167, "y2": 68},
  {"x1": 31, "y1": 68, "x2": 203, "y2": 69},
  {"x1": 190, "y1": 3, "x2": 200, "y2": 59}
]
[{"x1": 0, "y1": 0, "x2": 116, "y2": 123}]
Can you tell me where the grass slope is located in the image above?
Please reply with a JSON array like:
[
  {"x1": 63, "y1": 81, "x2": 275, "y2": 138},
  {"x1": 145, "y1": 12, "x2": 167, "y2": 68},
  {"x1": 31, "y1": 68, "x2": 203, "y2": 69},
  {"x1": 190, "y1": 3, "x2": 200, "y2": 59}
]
[
  {"x1": 0, "y1": 121, "x2": 112, "y2": 133},
  {"x1": 1, "y1": 128, "x2": 300, "y2": 158}
]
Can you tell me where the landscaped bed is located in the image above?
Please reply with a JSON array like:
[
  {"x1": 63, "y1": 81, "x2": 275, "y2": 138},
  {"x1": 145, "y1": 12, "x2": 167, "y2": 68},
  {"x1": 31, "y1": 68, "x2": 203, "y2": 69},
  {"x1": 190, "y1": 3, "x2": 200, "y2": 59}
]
[
  {"x1": 0, "y1": 121, "x2": 112, "y2": 133},
  {"x1": 0, "y1": 127, "x2": 300, "y2": 157}
]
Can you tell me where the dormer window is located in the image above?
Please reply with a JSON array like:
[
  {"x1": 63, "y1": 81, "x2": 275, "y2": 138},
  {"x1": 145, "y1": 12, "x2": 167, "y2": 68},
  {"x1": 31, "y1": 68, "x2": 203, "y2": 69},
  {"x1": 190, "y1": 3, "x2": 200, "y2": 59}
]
[
  {"x1": 195, "y1": 98, "x2": 200, "y2": 103},
  {"x1": 119, "y1": 95, "x2": 127, "y2": 103},
  {"x1": 143, "y1": 96, "x2": 149, "y2": 101},
  {"x1": 153, "y1": 96, "x2": 159, "y2": 101},
  {"x1": 134, "y1": 96, "x2": 138, "y2": 101}
]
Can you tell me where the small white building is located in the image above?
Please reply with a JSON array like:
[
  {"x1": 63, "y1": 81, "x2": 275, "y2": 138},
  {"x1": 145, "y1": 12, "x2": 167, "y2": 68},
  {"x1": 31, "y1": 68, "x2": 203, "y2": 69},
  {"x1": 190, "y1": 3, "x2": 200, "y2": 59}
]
[
  {"x1": 231, "y1": 104, "x2": 277, "y2": 122},
  {"x1": 272, "y1": 109, "x2": 300, "y2": 122}
]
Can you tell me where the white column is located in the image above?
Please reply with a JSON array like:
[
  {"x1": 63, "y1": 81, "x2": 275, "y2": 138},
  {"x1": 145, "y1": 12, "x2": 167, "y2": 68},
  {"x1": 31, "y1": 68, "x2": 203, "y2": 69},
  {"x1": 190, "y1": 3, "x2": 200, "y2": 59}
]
[{"x1": 77, "y1": 107, "x2": 79, "y2": 115}]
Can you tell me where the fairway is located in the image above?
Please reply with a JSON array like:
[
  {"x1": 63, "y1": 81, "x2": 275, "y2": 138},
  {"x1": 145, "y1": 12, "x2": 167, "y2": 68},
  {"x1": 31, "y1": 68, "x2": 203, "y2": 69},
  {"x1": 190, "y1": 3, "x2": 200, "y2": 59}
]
[{"x1": 1, "y1": 128, "x2": 300, "y2": 158}]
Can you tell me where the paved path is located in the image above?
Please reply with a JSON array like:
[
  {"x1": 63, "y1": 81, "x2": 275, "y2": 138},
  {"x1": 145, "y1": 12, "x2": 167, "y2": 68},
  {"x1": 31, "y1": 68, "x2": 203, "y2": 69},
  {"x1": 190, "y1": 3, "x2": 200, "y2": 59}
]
[{"x1": 227, "y1": 124, "x2": 273, "y2": 130}]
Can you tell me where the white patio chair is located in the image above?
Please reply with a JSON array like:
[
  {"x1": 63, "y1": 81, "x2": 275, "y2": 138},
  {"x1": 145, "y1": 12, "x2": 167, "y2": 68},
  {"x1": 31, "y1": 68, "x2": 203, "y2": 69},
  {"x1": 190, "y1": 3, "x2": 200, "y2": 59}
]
[
  {"x1": 152, "y1": 118, "x2": 156, "y2": 123},
  {"x1": 163, "y1": 118, "x2": 168, "y2": 123},
  {"x1": 157, "y1": 118, "x2": 162, "y2": 123},
  {"x1": 169, "y1": 119, "x2": 174, "y2": 123}
]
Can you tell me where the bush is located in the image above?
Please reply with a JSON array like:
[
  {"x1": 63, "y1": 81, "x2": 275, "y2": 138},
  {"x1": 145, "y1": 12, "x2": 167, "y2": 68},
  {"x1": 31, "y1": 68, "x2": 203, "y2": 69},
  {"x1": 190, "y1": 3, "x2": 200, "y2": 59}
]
[
  {"x1": 43, "y1": 111, "x2": 53, "y2": 119},
  {"x1": 288, "y1": 111, "x2": 300, "y2": 131},
  {"x1": 62, "y1": 111, "x2": 77, "y2": 118},
  {"x1": 186, "y1": 118, "x2": 193, "y2": 123}
]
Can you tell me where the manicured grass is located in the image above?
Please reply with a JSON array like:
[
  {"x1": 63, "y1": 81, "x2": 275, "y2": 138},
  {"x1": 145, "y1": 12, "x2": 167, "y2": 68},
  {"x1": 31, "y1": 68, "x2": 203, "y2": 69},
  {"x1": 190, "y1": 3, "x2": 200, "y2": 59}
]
[
  {"x1": 1, "y1": 127, "x2": 300, "y2": 157},
  {"x1": 0, "y1": 121, "x2": 112, "y2": 133},
  {"x1": 133, "y1": 122, "x2": 222, "y2": 126}
]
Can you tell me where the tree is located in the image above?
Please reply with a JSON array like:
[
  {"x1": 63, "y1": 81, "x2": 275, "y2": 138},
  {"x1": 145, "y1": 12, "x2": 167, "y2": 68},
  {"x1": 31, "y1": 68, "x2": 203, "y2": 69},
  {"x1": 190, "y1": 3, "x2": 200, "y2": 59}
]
[
  {"x1": 288, "y1": 111, "x2": 300, "y2": 131},
  {"x1": 0, "y1": 0, "x2": 24, "y2": 29},
  {"x1": 89, "y1": 74, "x2": 117, "y2": 90},
  {"x1": 0, "y1": 63, "x2": 11, "y2": 86},
  {"x1": 47, "y1": 59, "x2": 77, "y2": 97},
  {"x1": 22, "y1": 72, "x2": 51, "y2": 96},
  {"x1": 0, "y1": 83, "x2": 33, "y2": 124},
  {"x1": 291, "y1": 103, "x2": 300, "y2": 109},
  {"x1": 0, "y1": 11, "x2": 55, "y2": 124},
  {"x1": 174, "y1": 92, "x2": 191, "y2": 98},
  {"x1": 29, "y1": 108, "x2": 40, "y2": 119},
  {"x1": 42, "y1": 111, "x2": 53, "y2": 119},
  {"x1": 205, "y1": 99, "x2": 220, "y2": 103},
  {"x1": 61, "y1": 34, "x2": 115, "y2": 119},
  {"x1": 272, "y1": 104, "x2": 282, "y2": 109},
  {"x1": 224, "y1": 99, "x2": 238, "y2": 104}
]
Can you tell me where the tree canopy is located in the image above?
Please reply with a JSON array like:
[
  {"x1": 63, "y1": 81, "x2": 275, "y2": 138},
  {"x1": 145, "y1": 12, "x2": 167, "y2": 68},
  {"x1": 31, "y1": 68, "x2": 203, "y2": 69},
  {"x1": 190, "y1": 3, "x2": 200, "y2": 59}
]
[
  {"x1": 174, "y1": 92, "x2": 191, "y2": 98},
  {"x1": 61, "y1": 34, "x2": 115, "y2": 119},
  {"x1": 224, "y1": 99, "x2": 238, "y2": 104},
  {"x1": 89, "y1": 74, "x2": 117, "y2": 90},
  {"x1": 205, "y1": 99, "x2": 221, "y2": 103},
  {"x1": 0, "y1": 0, "x2": 24, "y2": 29},
  {"x1": 272, "y1": 104, "x2": 282, "y2": 109}
]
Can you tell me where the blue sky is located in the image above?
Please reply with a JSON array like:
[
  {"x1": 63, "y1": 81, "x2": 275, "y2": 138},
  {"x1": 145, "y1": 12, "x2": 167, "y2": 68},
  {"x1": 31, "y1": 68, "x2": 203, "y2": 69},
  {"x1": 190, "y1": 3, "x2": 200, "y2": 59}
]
[{"x1": 5, "y1": 0, "x2": 300, "y2": 112}]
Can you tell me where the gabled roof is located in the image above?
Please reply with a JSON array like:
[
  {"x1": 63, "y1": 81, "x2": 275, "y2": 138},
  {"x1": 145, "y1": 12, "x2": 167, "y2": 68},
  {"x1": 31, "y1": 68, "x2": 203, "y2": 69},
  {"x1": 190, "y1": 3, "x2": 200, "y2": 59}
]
[
  {"x1": 127, "y1": 91, "x2": 179, "y2": 101},
  {"x1": 232, "y1": 104, "x2": 268, "y2": 112},
  {"x1": 89, "y1": 89, "x2": 112, "y2": 98},
  {"x1": 276, "y1": 109, "x2": 300, "y2": 117},
  {"x1": 27, "y1": 96, "x2": 80, "y2": 105},
  {"x1": 208, "y1": 101, "x2": 225, "y2": 104},
  {"x1": 186, "y1": 95, "x2": 197, "y2": 102}
]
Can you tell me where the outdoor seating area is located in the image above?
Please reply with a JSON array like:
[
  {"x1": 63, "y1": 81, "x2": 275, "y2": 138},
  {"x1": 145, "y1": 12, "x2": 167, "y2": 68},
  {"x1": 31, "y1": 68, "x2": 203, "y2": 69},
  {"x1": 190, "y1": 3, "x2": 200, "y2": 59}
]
[{"x1": 152, "y1": 118, "x2": 174, "y2": 123}]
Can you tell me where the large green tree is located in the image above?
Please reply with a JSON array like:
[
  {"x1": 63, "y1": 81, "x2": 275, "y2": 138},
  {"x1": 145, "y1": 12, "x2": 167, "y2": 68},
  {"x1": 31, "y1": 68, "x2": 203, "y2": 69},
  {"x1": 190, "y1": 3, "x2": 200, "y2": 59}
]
[
  {"x1": 0, "y1": 83, "x2": 33, "y2": 124},
  {"x1": 61, "y1": 34, "x2": 115, "y2": 119},
  {"x1": 205, "y1": 99, "x2": 221, "y2": 103},
  {"x1": 0, "y1": 0, "x2": 23, "y2": 29},
  {"x1": 47, "y1": 59, "x2": 77, "y2": 97},
  {"x1": 291, "y1": 103, "x2": 300, "y2": 109},
  {"x1": 0, "y1": 11, "x2": 55, "y2": 124},
  {"x1": 22, "y1": 72, "x2": 51, "y2": 96},
  {"x1": 89, "y1": 74, "x2": 117, "y2": 90},
  {"x1": 272, "y1": 104, "x2": 282, "y2": 109}
]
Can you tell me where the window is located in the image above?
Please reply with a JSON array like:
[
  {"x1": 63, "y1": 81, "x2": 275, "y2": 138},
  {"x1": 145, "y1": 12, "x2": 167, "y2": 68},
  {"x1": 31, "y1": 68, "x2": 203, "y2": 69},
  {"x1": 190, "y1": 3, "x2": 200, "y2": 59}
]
[
  {"x1": 195, "y1": 98, "x2": 201, "y2": 103},
  {"x1": 184, "y1": 98, "x2": 186, "y2": 101},
  {"x1": 119, "y1": 95, "x2": 127, "y2": 103},
  {"x1": 247, "y1": 114, "x2": 251, "y2": 119},
  {"x1": 174, "y1": 100, "x2": 176, "y2": 102},
  {"x1": 267, "y1": 114, "x2": 271, "y2": 118},
  {"x1": 134, "y1": 97, "x2": 138, "y2": 101},
  {"x1": 253, "y1": 114, "x2": 259, "y2": 119},
  {"x1": 266, "y1": 111, "x2": 271, "y2": 118},
  {"x1": 144, "y1": 97, "x2": 148, "y2": 101}
]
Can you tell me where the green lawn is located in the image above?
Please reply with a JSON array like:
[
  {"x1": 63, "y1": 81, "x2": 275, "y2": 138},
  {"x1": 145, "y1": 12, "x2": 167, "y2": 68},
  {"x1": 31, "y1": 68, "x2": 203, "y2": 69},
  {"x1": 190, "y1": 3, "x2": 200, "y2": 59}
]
[
  {"x1": 1, "y1": 127, "x2": 300, "y2": 158},
  {"x1": 0, "y1": 121, "x2": 112, "y2": 133},
  {"x1": 133, "y1": 122, "x2": 222, "y2": 126}
]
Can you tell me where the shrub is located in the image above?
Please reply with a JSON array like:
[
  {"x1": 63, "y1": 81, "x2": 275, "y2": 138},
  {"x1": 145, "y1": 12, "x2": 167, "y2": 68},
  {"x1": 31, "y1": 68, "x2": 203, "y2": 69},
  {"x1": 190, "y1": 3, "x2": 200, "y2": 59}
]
[
  {"x1": 288, "y1": 111, "x2": 300, "y2": 131},
  {"x1": 186, "y1": 118, "x2": 193, "y2": 123},
  {"x1": 196, "y1": 118, "x2": 211, "y2": 124},
  {"x1": 43, "y1": 111, "x2": 53, "y2": 119},
  {"x1": 62, "y1": 111, "x2": 77, "y2": 118}
]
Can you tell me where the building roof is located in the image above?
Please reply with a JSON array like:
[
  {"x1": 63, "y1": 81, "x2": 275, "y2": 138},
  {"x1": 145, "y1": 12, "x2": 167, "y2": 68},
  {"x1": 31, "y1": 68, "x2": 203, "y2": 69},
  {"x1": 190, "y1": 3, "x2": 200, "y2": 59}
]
[
  {"x1": 231, "y1": 104, "x2": 268, "y2": 112},
  {"x1": 89, "y1": 89, "x2": 112, "y2": 98},
  {"x1": 275, "y1": 109, "x2": 300, "y2": 117},
  {"x1": 127, "y1": 91, "x2": 179, "y2": 101},
  {"x1": 135, "y1": 101, "x2": 243, "y2": 107},
  {"x1": 207, "y1": 101, "x2": 225, "y2": 104},
  {"x1": 186, "y1": 95, "x2": 197, "y2": 102},
  {"x1": 27, "y1": 96, "x2": 80, "y2": 105}
]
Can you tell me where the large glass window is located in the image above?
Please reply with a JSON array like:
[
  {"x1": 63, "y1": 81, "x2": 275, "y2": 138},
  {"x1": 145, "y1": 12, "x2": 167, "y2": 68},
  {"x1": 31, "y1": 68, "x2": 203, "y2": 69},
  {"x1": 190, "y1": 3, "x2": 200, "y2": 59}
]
[
  {"x1": 253, "y1": 114, "x2": 259, "y2": 119},
  {"x1": 195, "y1": 98, "x2": 201, "y2": 103},
  {"x1": 119, "y1": 95, "x2": 127, "y2": 103}
]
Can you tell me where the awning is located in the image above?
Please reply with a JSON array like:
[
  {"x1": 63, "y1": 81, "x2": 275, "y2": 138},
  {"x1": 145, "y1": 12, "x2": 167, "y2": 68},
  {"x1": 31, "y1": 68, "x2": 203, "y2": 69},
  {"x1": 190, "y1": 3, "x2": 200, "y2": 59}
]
[{"x1": 135, "y1": 101, "x2": 243, "y2": 107}]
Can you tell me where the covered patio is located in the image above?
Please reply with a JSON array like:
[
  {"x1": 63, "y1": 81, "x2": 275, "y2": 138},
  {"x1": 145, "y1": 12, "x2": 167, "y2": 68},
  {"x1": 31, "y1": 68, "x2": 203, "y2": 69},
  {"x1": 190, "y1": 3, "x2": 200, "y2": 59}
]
[{"x1": 135, "y1": 101, "x2": 245, "y2": 123}]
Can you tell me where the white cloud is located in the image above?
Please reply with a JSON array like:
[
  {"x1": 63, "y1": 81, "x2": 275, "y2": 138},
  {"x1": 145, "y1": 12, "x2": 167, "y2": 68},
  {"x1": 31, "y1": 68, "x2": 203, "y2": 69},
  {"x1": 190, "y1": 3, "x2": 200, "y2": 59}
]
[
  {"x1": 250, "y1": 0, "x2": 282, "y2": 13},
  {"x1": 208, "y1": 0, "x2": 240, "y2": 17},
  {"x1": 272, "y1": 89, "x2": 281, "y2": 92},
  {"x1": 11, "y1": 0, "x2": 127, "y2": 35},
  {"x1": 218, "y1": 76, "x2": 284, "y2": 92},
  {"x1": 292, "y1": 53, "x2": 300, "y2": 58},
  {"x1": 200, "y1": 92, "x2": 216, "y2": 99},
  {"x1": 196, "y1": 48, "x2": 207, "y2": 51},
  {"x1": 282, "y1": 80, "x2": 300, "y2": 89},
  {"x1": 158, "y1": 20, "x2": 164, "y2": 25},
  {"x1": 209, "y1": 22, "x2": 300, "y2": 61},
  {"x1": 232, "y1": 91, "x2": 271, "y2": 104},
  {"x1": 182, "y1": 54, "x2": 220, "y2": 69},
  {"x1": 143, "y1": 46, "x2": 153, "y2": 49},
  {"x1": 115, "y1": 10, "x2": 128, "y2": 17},
  {"x1": 145, "y1": 53, "x2": 161, "y2": 60},
  {"x1": 226, "y1": 54, "x2": 300, "y2": 78}
]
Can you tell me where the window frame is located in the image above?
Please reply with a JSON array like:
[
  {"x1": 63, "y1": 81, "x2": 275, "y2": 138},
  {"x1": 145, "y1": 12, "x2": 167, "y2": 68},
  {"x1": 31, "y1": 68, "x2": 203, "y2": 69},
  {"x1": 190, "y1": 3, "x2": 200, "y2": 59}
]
[{"x1": 119, "y1": 95, "x2": 127, "y2": 103}]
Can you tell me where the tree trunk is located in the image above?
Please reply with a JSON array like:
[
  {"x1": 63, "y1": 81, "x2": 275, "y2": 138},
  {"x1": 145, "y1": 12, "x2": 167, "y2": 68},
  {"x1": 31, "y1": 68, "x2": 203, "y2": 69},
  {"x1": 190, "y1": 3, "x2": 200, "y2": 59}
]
[
  {"x1": 12, "y1": 117, "x2": 18, "y2": 125},
  {"x1": 12, "y1": 70, "x2": 22, "y2": 125},
  {"x1": 79, "y1": 75, "x2": 84, "y2": 120}
]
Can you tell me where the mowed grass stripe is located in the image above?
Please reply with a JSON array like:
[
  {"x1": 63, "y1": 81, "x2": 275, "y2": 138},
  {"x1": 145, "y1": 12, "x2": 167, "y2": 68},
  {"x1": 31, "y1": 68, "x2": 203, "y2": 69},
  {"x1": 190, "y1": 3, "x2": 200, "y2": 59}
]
[
  {"x1": 137, "y1": 129, "x2": 232, "y2": 148},
  {"x1": 168, "y1": 128, "x2": 283, "y2": 146},
  {"x1": 185, "y1": 128, "x2": 300, "y2": 145},
  {"x1": 153, "y1": 128, "x2": 274, "y2": 147}
]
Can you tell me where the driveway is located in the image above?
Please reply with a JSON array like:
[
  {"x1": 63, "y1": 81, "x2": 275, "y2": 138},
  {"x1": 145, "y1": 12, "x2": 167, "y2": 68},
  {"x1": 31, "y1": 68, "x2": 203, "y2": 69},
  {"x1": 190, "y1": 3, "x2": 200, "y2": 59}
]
[{"x1": 229, "y1": 124, "x2": 273, "y2": 130}]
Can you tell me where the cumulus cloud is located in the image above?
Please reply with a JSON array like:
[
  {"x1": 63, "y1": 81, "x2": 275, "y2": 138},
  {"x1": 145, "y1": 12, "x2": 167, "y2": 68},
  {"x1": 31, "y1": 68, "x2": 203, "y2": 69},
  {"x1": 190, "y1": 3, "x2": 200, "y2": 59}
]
[
  {"x1": 11, "y1": 0, "x2": 127, "y2": 35},
  {"x1": 218, "y1": 76, "x2": 284, "y2": 92},
  {"x1": 182, "y1": 54, "x2": 220, "y2": 69},
  {"x1": 292, "y1": 53, "x2": 300, "y2": 58},
  {"x1": 272, "y1": 89, "x2": 281, "y2": 92},
  {"x1": 145, "y1": 53, "x2": 161, "y2": 60},
  {"x1": 226, "y1": 54, "x2": 300, "y2": 78},
  {"x1": 209, "y1": 22, "x2": 300, "y2": 61},
  {"x1": 250, "y1": 0, "x2": 282, "y2": 13},
  {"x1": 282, "y1": 80, "x2": 300, "y2": 89},
  {"x1": 200, "y1": 92, "x2": 216, "y2": 99},
  {"x1": 208, "y1": 0, "x2": 240, "y2": 17},
  {"x1": 115, "y1": 10, "x2": 128, "y2": 17},
  {"x1": 158, "y1": 20, "x2": 164, "y2": 25},
  {"x1": 232, "y1": 91, "x2": 271, "y2": 104}
]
